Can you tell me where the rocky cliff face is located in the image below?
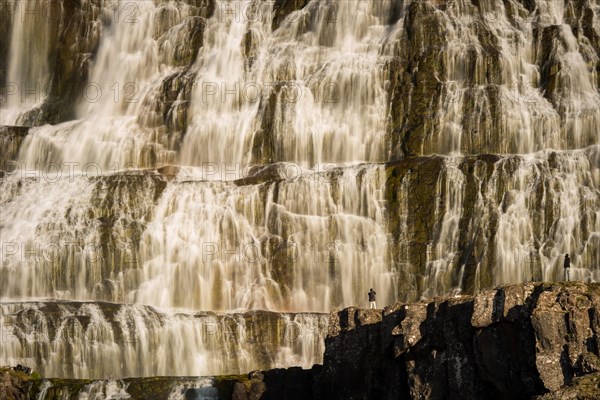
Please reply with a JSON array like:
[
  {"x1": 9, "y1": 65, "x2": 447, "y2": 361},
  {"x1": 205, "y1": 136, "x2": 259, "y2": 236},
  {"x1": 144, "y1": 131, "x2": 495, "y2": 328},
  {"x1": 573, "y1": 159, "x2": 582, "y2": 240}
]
[
  {"x1": 0, "y1": 368, "x2": 32, "y2": 400},
  {"x1": 2, "y1": 0, "x2": 599, "y2": 314},
  {"x1": 317, "y1": 282, "x2": 600, "y2": 399},
  {"x1": 388, "y1": 0, "x2": 600, "y2": 157},
  {"x1": 0, "y1": 126, "x2": 28, "y2": 172}
]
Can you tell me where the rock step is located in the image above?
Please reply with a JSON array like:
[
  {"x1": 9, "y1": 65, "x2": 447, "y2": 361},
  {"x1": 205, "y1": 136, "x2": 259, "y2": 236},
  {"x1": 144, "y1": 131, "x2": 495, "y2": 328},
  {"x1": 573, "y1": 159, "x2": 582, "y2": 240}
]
[
  {"x1": 8, "y1": 282, "x2": 600, "y2": 399},
  {"x1": 319, "y1": 281, "x2": 600, "y2": 399},
  {"x1": 1, "y1": 366, "x2": 320, "y2": 400},
  {"x1": 0, "y1": 300, "x2": 329, "y2": 379}
]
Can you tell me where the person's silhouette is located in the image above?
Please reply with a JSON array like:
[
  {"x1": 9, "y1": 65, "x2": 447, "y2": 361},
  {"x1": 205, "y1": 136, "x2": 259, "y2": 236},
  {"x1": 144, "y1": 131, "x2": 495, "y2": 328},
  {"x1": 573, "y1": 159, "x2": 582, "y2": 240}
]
[
  {"x1": 368, "y1": 288, "x2": 377, "y2": 309},
  {"x1": 564, "y1": 254, "x2": 571, "y2": 281}
]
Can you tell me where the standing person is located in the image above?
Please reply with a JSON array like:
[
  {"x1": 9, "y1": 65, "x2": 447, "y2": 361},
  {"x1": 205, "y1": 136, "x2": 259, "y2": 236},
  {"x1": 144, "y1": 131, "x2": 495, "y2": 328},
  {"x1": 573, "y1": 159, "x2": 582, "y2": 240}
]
[
  {"x1": 368, "y1": 288, "x2": 377, "y2": 309},
  {"x1": 564, "y1": 254, "x2": 571, "y2": 281}
]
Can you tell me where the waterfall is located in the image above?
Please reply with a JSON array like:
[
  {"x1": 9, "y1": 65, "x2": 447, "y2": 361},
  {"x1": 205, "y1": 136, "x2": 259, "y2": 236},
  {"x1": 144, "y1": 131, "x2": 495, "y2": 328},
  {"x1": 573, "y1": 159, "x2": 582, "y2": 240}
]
[
  {"x1": 384, "y1": 146, "x2": 600, "y2": 299},
  {"x1": 180, "y1": 0, "x2": 394, "y2": 165},
  {"x1": 12, "y1": 0, "x2": 204, "y2": 169},
  {"x1": 0, "y1": 301, "x2": 328, "y2": 378},
  {"x1": 75, "y1": 380, "x2": 131, "y2": 400},
  {"x1": 1, "y1": 0, "x2": 54, "y2": 125},
  {"x1": 422, "y1": 160, "x2": 465, "y2": 297},
  {"x1": 35, "y1": 380, "x2": 53, "y2": 400},
  {"x1": 410, "y1": 0, "x2": 600, "y2": 155},
  {"x1": 0, "y1": 164, "x2": 392, "y2": 311},
  {"x1": 3, "y1": 149, "x2": 597, "y2": 309},
  {"x1": 1, "y1": 0, "x2": 599, "y2": 383},
  {"x1": 134, "y1": 164, "x2": 391, "y2": 311}
]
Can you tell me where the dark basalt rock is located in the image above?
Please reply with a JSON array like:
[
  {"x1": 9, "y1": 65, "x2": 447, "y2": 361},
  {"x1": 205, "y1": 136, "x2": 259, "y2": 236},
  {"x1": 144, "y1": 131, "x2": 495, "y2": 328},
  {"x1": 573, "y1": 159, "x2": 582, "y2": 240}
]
[
  {"x1": 158, "y1": 16, "x2": 207, "y2": 67},
  {"x1": 0, "y1": 126, "x2": 29, "y2": 172},
  {"x1": 385, "y1": 0, "x2": 600, "y2": 157},
  {"x1": 222, "y1": 366, "x2": 321, "y2": 400},
  {"x1": 0, "y1": 2, "x2": 14, "y2": 89},
  {"x1": 8, "y1": 0, "x2": 216, "y2": 127},
  {"x1": 21, "y1": 0, "x2": 106, "y2": 126},
  {"x1": 221, "y1": 283, "x2": 600, "y2": 400},
  {"x1": 272, "y1": 0, "x2": 310, "y2": 31},
  {"x1": 235, "y1": 162, "x2": 297, "y2": 186},
  {"x1": 317, "y1": 282, "x2": 600, "y2": 400}
]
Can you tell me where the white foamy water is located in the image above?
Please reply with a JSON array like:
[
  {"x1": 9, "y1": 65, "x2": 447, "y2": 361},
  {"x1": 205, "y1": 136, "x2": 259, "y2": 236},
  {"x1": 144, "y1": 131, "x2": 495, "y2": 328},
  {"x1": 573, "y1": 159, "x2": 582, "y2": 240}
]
[
  {"x1": 13, "y1": 0, "x2": 195, "y2": 170},
  {"x1": 134, "y1": 164, "x2": 392, "y2": 311},
  {"x1": 76, "y1": 380, "x2": 131, "y2": 400},
  {"x1": 0, "y1": 301, "x2": 328, "y2": 378},
  {"x1": 180, "y1": 0, "x2": 396, "y2": 165},
  {"x1": 1, "y1": 0, "x2": 53, "y2": 124}
]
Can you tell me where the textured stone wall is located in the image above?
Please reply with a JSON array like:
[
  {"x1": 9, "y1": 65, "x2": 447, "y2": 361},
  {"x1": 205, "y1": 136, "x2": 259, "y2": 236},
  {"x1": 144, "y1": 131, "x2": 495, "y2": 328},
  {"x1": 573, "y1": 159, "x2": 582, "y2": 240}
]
[{"x1": 318, "y1": 282, "x2": 600, "y2": 399}]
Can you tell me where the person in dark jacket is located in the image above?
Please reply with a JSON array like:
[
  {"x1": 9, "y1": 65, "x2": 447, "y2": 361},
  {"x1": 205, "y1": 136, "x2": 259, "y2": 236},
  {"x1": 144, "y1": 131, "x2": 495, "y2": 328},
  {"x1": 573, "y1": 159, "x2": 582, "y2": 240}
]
[
  {"x1": 368, "y1": 288, "x2": 376, "y2": 309},
  {"x1": 564, "y1": 254, "x2": 571, "y2": 281}
]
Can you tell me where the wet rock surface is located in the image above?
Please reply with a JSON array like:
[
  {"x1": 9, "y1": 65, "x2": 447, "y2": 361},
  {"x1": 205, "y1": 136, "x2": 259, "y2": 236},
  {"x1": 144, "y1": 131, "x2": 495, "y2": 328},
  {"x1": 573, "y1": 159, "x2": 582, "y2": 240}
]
[
  {"x1": 384, "y1": 149, "x2": 600, "y2": 302},
  {"x1": 272, "y1": 0, "x2": 310, "y2": 31},
  {"x1": 0, "y1": 126, "x2": 29, "y2": 171},
  {"x1": 386, "y1": 0, "x2": 600, "y2": 157},
  {"x1": 6, "y1": 0, "x2": 599, "y2": 153},
  {"x1": 534, "y1": 372, "x2": 600, "y2": 400},
  {"x1": 0, "y1": 368, "x2": 32, "y2": 400}
]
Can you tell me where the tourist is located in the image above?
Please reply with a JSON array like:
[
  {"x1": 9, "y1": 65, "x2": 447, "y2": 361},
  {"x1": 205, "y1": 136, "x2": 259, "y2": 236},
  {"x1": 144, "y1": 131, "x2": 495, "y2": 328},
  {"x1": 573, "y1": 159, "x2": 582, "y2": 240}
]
[
  {"x1": 564, "y1": 254, "x2": 571, "y2": 281},
  {"x1": 368, "y1": 288, "x2": 377, "y2": 309}
]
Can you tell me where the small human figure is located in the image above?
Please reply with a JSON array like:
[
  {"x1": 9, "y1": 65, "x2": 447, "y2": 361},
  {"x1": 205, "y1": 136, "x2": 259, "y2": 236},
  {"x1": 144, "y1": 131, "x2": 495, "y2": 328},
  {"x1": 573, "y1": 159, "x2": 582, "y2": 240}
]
[
  {"x1": 564, "y1": 253, "x2": 571, "y2": 281},
  {"x1": 368, "y1": 288, "x2": 377, "y2": 309}
]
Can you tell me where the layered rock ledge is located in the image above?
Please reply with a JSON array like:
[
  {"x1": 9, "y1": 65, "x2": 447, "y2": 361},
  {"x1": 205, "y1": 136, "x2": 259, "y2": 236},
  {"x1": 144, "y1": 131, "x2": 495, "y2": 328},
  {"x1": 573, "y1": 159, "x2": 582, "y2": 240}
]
[{"x1": 10, "y1": 282, "x2": 600, "y2": 399}]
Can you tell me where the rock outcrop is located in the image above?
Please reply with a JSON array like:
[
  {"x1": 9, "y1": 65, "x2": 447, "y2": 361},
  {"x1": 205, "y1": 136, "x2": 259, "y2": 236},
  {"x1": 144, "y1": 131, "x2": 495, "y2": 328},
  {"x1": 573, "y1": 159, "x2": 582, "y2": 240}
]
[
  {"x1": 318, "y1": 282, "x2": 600, "y2": 399},
  {"x1": 228, "y1": 282, "x2": 600, "y2": 399},
  {"x1": 0, "y1": 125, "x2": 29, "y2": 172},
  {"x1": 0, "y1": 367, "x2": 36, "y2": 400}
]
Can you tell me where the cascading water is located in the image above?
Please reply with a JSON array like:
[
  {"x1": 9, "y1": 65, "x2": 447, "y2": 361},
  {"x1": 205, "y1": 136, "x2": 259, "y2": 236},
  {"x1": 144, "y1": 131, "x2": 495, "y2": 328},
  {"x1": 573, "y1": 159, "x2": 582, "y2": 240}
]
[
  {"x1": 134, "y1": 164, "x2": 392, "y2": 311},
  {"x1": 12, "y1": 0, "x2": 201, "y2": 170},
  {"x1": 1, "y1": 0, "x2": 54, "y2": 125},
  {"x1": 180, "y1": 0, "x2": 393, "y2": 165},
  {"x1": 72, "y1": 380, "x2": 131, "y2": 400},
  {"x1": 0, "y1": 165, "x2": 393, "y2": 310},
  {"x1": 0, "y1": 301, "x2": 328, "y2": 378},
  {"x1": 0, "y1": 0, "x2": 599, "y2": 389}
]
